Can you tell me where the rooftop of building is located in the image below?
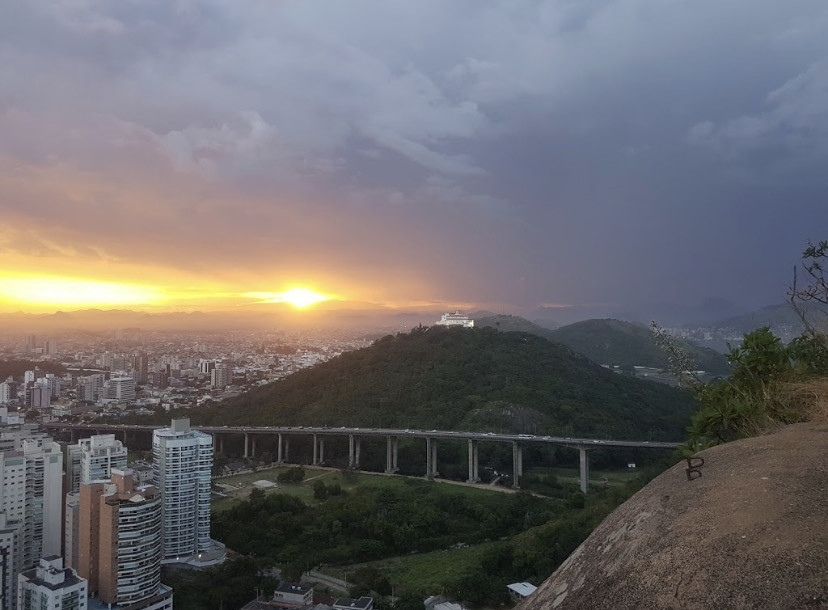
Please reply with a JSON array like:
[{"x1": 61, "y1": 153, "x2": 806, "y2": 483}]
[
  {"x1": 507, "y1": 582, "x2": 537, "y2": 597},
  {"x1": 332, "y1": 596, "x2": 373, "y2": 610},
  {"x1": 20, "y1": 558, "x2": 85, "y2": 592},
  {"x1": 276, "y1": 583, "x2": 313, "y2": 595}
]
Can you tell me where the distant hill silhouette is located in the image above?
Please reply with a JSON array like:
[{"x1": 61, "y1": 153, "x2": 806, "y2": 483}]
[
  {"x1": 548, "y1": 319, "x2": 732, "y2": 375},
  {"x1": 191, "y1": 325, "x2": 696, "y2": 440},
  {"x1": 474, "y1": 314, "x2": 560, "y2": 341},
  {"x1": 706, "y1": 302, "x2": 828, "y2": 334}
]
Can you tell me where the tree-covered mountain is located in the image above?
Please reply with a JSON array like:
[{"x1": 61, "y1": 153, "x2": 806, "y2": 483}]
[
  {"x1": 191, "y1": 325, "x2": 696, "y2": 441},
  {"x1": 549, "y1": 319, "x2": 732, "y2": 375},
  {"x1": 706, "y1": 302, "x2": 828, "y2": 335},
  {"x1": 0, "y1": 359, "x2": 66, "y2": 382}
]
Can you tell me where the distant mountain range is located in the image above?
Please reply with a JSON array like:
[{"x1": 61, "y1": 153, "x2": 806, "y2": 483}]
[
  {"x1": 2, "y1": 301, "x2": 822, "y2": 337},
  {"x1": 703, "y1": 302, "x2": 828, "y2": 335},
  {"x1": 187, "y1": 325, "x2": 697, "y2": 441},
  {"x1": 0, "y1": 306, "x2": 442, "y2": 334},
  {"x1": 474, "y1": 315, "x2": 731, "y2": 376}
]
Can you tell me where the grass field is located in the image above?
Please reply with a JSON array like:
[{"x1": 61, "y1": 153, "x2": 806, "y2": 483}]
[
  {"x1": 211, "y1": 463, "x2": 639, "y2": 512},
  {"x1": 320, "y1": 541, "x2": 501, "y2": 596},
  {"x1": 211, "y1": 465, "x2": 516, "y2": 513}
]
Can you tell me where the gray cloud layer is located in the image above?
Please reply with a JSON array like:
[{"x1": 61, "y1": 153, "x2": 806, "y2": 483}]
[{"x1": 2, "y1": 0, "x2": 827, "y2": 313}]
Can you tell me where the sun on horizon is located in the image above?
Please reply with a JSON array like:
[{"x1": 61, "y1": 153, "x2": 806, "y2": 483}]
[{"x1": 243, "y1": 287, "x2": 333, "y2": 308}]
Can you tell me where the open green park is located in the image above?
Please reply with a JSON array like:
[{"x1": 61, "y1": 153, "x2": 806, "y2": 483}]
[{"x1": 208, "y1": 463, "x2": 648, "y2": 600}]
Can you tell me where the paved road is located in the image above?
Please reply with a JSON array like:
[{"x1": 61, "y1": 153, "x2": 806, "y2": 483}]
[{"x1": 304, "y1": 569, "x2": 349, "y2": 594}]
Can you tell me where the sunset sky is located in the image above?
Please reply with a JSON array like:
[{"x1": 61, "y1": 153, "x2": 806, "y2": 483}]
[{"x1": 2, "y1": 1, "x2": 827, "y2": 316}]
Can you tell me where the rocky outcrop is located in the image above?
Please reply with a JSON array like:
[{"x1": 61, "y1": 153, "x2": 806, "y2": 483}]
[{"x1": 523, "y1": 422, "x2": 828, "y2": 609}]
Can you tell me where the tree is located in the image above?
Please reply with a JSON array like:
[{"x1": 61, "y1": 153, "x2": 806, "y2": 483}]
[
  {"x1": 790, "y1": 239, "x2": 828, "y2": 335},
  {"x1": 277, "y1": 467, "x2": 305, "y2": 484},
  {"x1": 313, "y1": 480, "x2": 328, "y2": 501}
]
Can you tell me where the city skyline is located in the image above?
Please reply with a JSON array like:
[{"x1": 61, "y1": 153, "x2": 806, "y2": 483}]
[{"x1": 2, "y1": 1, "x2": 828, "y2": 315}]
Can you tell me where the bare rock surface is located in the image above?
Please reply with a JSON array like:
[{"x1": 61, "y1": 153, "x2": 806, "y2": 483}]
[{"x1": 522, "y1": 422, "x2": 828, "y2": 609}]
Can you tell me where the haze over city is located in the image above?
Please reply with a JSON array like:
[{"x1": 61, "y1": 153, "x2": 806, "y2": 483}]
[{"x1": 2, "y1": 1, "x2": 828, "y2": 321}]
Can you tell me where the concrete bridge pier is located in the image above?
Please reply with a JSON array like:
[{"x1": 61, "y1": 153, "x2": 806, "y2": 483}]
[
  {"x1": 251, "y1": 435, "x2": 257, "y2": 458},
  {"x1": 277, "y1": 433, "x2": 283, "y2": 463},
  {"x1": 348, "y1": 435, "x2": 361, "y2": 469},
  {"x1": 512, "y1": 442, "x2": 523, "y2": 489},
  {"x1": 312, "y1": 435, "x2": 325, "y2": 465},
  {"x1": 217, "y1": 434, "x2": 225, "y2": 455},
  {"x1": 244, "y1": 433, "x2": 250, "y2": 458},
  {"x1": 425, "y1": 437, "x2": 439, "y2": 479},
  {"x1": 467, "y1": 439, "x2": 480, "y2": 483},
  {"x1": 385, "y1": 436, "x2": 399, "y2": 473},
  {"x1": 579, "y1": 446, "x2": 590, "y2": 493}
]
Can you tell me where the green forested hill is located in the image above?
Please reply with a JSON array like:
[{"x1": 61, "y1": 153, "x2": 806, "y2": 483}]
[
  {"x1": 0, "y1": 359, "x2": 65, "y2": 381},
  {"x1": 193, "y1": 326, "x2": 696, "y2": 440},
  {"x1": 550, "y1": 319, "x2": 732, "y2": 375}
]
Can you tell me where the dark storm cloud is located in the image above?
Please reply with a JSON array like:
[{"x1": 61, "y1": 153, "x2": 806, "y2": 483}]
[{"x1": 2, "y1": 0, "x2": 827, "y2": 312}]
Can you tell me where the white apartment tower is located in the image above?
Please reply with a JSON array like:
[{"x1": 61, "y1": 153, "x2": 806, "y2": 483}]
[
  {"x1": 17, "y1": 556, "x2": 87, "y2": 610},
  {"x1": 0, "y1": 379, "x2": 17, "y2": 405},
  {"x1": 0, "y1": 428, "x2": 62, "y2": 610},
  {"x1": 66, "y1": 435, "x2": 128, "y2": 493},
  {"x1": 152, "y1": 419, "x2": 214, "y2": 562},
  {"x1": 21, "y1": 438, "x2": 63, "y2": 567},
  {"x1": 106, "y1": 377, "x2": 135, "y2": 401}
]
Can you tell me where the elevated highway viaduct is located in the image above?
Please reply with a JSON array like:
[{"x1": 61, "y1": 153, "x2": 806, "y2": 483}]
[{"x1": 43, "y1": 422, "x2": 680, "y2": 493}]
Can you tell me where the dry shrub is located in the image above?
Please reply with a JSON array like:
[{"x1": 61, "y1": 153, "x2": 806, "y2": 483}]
[{"x1": 779, "y1": 377, "x2": 828, "y2": 423}]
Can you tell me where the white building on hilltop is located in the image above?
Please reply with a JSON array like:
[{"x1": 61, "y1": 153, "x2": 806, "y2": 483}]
[
  {"x1": 435, "y1": 311, "x2": 475, "y2": 328},
  {"x1": 152, "y1": 419, "x2": 224, "y2": 565}
]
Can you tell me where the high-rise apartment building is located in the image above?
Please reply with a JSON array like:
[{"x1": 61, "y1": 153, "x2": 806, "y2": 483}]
[
  {"x1": 152, "y1": 419, "x2": 219, "y2": 564},
  {"x1": 44, "y1": 339, "x2": 58, "y2": 356},
  {"x1": 75, "y1": 469, "x2": 171, "y2": 609},
  {"x1": 29, "y1": 386, "x2": 50, "y2": 410},
  {"x1": 37, "y1": 375, "x2": 60, "y2": 399},
  {"x1": 17, "y1": 556, "x2": 87, "y2": 610},
  {"x1": 210, "y1": 363, "x2": 231, "y2": 389},
  {"x1": 66, "y1": 435, "x2": 128, "y2": 492},
  {"x1": 64, "y1": 435, "x2": 129, "y2": 569},
  {"x1": 0, "y1": 419, "x2": 63, "y2": 610},
  {"x1": 133, "y1": 352, "x2": 148, "y2": 385},
  {"x1": 0, "y1": 379, "x2": 17, "y2": 405},
  {"x1": 76, "y1": 375, "x2": 105, "y2": 403},
  {"x1": 21, "y1": 438, "x2": 63, "y2": 567},
  {"x1": 106, "y1": 377, "x2": 135, "y2": 402},
  {"x1": 0, "y1": 512, "x2": 23, "y2": 610}
]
